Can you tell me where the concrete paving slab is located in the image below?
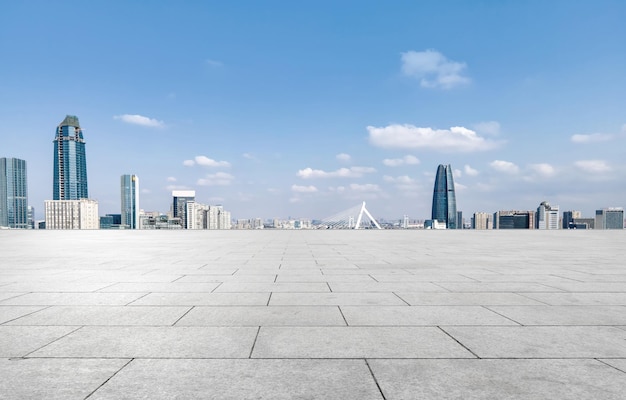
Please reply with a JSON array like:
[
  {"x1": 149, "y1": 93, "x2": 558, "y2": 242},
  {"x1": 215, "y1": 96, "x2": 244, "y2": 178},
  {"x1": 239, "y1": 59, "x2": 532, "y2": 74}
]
[
  {"x1": 253, "y1": 326, "x2": 475, "y2": 358},
  {"x1": 0, "y1": 326, "x2": 78, "y2": 357},
  {"x1": 176, "y1": 305, "x2": 346, "y2": 326},
  {"x1": 0, "y1": 292, "x2": 146, "y2": 306},
  {"x1": 443, "y1": 326, "x2": 626, "y2": 358},
  {"x1": 0, "y1": 305, "x2": 47, "y2": 324},
  {"x1": 487, "y1": 305, "x2": 626, "y2": 325},
  {"x1": 176, "y1": 274, "x2": 276, "y2": 283},
  {"x1": 213, "y1": 282, "x2": 331, "y2": 292},
  {"x1": 5, "y1": 306, "x2": 191, "y2": 326},
  {"x1": 369, "y1": 273, "x2": 476, "y2": 282},
  {"x1": 436, "y1": 282, "x2": 564, "y2": 292},
  {"x1": 276, "y1": 274, "x2": 377, "y2": 283},
  {"x1": 31, "y1": 326, "x2": 258, "y2": 358},
  {"x1": 269, "y1": 292, "x2": 407, "y2": 306},
  {"x1": 599, "y1": 359, "x2": 626, "y2": 373},
  {"x1": 0, "y1": 292, "x2": 26, "y2": 302},
  {"x1": 540, "y1": 282, "x2": 626, "y2": 292},
  {"x1": 396, "y1": 292, "x2": 545, "y2": 306},
  {"x1": 98, "y1": 282, "x2": 221, "y2": 292},
  {"x1": 0, "y1": 358, "x2": 129, "y2": 400},
  {"x1": 130, "y1": 292, "x2": 271, "y2": 306},
  {"x1": 521, "y1": 292, "x2": 626, "y2": 305},
  {"x1": 88, "y1": 359, "x2": 382, "y2": 399},
  {"x1": 368, "y1": 359, "x2": 626, "y2": 400},
  {"x1": 329, "y1": 282, "x2": 447, "y2": 292},
  {"x1": 0, "y1": 282, "x2": 113, "y2": 292},
  {"x1": 341, "y1": 305, "x2": 519, "y2": 326}
]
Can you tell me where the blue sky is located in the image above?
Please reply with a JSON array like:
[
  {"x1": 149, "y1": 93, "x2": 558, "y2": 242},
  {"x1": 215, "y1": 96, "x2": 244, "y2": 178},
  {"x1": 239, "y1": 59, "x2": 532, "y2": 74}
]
[{"x1": 1, "y1": 1, "x2": 625, "y2": 221}]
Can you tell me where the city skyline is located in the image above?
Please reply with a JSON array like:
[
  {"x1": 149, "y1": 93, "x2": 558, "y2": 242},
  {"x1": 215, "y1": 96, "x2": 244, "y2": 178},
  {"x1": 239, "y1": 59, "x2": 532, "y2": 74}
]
[{"x1": 1, "y1": 2, "x2": 625, "y2": 220}]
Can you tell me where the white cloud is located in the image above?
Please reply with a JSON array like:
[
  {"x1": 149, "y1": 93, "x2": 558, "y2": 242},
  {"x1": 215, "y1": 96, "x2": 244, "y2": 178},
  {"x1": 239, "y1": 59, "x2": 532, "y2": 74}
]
[
  {"x1": 473, "y1": 121, "x2": 501, "y2": 136},
  {"x1": 297, "y1": 166, "x2": 376, "y2": 179},
  {"x1": 349, "y1": 183, "x2": 381, "y2": 192},
  {"x1": 455, "y1": 182, "x2": 468, "y2": 191},
  {"x1": 336, "y1": 153, "x2": 351, "y2": 162},
  {"x1": 383, "y1": 175, "x2": 414, "y2": 184},
  {"x1": 242, "y1": 153, "x2": 256, "y2": 160},
  {"x1": 184, "y1": 156, "x2": 231, "y2": 168},
  {"x1": 165, "y1": 184, "x2": 190, "y2": 191},
  {"x1": 622, "y1": 124, "x2": 626, "y2": 132},
  {"x1": 166, "y1": 176, "x2": 177, "y2": 182},
  {"x1": 464, "y1": 165, "x2": 479, "y2": 176},
  {"x1": 141, "y1": 188, "x2": 151, "y2": 194},
  {"x1": 574, "y1": 160, "x2": 611, "y2": 173},
  {"x1": 383, "y1": 155, "x2": 420, "y2": 167},
  {"x1": 453, "y1": 169, "x2": 462, "y2": 178},
  {"x1": 368, "y1": 124, "x2": 498, "y2": 152},
  {"x1": 114, "y1": 114, "x2": 164, "y2": 128},
  {"x1": 528, "y1": 163, "x2": 556, "y2": 177},
  {"x1": 291, "y1": 185, "x2": 318, "y2": 193},
  {"x1": 401, "y1": 49, "x2": 470, "y2": 89},
  {"x1": 571, "y1": 133, "x2": 614, "y2": 143},
  {"x1": 490, "y1": 160, "x2": 520, "y2": 174},
  {"x1": 197, "y1": 172, "x2": 234, "y2": 186}
]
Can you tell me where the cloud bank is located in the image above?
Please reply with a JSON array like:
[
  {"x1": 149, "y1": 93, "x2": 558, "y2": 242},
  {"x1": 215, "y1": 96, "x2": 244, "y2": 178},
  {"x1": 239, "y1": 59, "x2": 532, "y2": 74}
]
[
  {"x1": 368, "y1": 125, "x2": 498, "y2": 152},
  {"x1": 401, "y1": 49, "x2": 470, "y2": 89},
  {"x1": 114, "y1": 114, "x2": 164, "y2": 128}
]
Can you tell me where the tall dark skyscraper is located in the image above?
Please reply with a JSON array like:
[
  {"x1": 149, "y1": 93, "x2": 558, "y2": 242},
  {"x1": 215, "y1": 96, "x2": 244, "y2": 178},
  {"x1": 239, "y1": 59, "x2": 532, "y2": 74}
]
[
  {"x1": 0, "y1": 157, "x2": 28, "y2": 229},
  {"x1": 431, "y1": 164, "x2": 457, "y2": 229},
  {"x1": 53, "y1": 115, "x2": 88, "y2": 200}
]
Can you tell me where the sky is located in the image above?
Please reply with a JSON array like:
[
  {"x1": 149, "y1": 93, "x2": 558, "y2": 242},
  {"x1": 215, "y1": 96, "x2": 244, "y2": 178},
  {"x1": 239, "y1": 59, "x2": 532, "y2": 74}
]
[{"x1": 1, "y1": 0, "x2": 625, "y2": 221}]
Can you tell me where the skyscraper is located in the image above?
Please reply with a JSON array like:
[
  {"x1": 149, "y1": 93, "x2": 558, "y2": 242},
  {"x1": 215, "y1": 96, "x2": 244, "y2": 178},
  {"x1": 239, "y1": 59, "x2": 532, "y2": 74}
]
[
  {"x1": 172, "y1": 190, "x2": 195, "y2": 229},
  {"x1": 0, "y1": 157, "x2": 28, "y2": 229},
  {"x1": 595, "y1": 208, "x2": 624, "y2": 229},
  {"x1": 536, "y1": 201, "x2": 559, "y2": 229},
  {"x1": 53, "y1": 115, "x2": 88, "y2": 200},
  {"x1": 431, "y1": 164, "x2": 457, "y2": 229},
  {"x1": 121, "y1": 174, "x2": 139, "y2": 229}
]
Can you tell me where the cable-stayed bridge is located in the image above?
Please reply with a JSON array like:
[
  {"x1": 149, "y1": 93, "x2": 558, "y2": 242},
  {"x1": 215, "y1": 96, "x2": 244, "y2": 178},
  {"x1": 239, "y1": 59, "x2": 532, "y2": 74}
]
[{"x1": 317, "y1": 202, "x2": 382, "y2": 229}]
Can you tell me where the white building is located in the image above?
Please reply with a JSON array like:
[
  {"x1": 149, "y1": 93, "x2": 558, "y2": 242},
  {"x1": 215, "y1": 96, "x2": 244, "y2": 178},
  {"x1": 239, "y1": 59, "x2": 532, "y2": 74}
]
[
  {"x1": 44, "y1": 199, "x2": 99, "y2": 229},
  {"x1": 186, "y1": 202, "x2": 231, "y2": 230},
  {"x1": 536, "y1": 201, "x2": 559, "y2": 230},
  {"x1": 473, "y1": 212, "x2": 492, "y2": 230}
]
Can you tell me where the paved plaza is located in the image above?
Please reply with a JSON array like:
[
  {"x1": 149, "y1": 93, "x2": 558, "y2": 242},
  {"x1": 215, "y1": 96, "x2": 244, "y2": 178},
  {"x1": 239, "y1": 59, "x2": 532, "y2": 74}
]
[{"x1": 1, "y1": 230, "x2": 626, "y2": 399}]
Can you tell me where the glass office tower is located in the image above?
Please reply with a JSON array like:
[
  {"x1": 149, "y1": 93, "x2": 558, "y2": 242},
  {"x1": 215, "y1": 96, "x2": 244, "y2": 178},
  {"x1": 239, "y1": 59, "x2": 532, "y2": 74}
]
[
  {"x1": 53, "y1": 115, "x2": 88, "y2": 200},
  {"x1": 0, "y1": 157, "x2": 29, "y2": 229},
  {"x1": 431, "y1": 164, "x2": 457, "y2": 229},
  {"x1": 121, "y1": 174, "x2": 139, "y2": 229}
]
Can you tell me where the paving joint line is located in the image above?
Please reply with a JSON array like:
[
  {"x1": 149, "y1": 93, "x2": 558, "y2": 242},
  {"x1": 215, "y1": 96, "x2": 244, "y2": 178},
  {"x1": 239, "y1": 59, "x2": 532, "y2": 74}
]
[
  {"x1": 248, "y1": 326, "x2": 262, "y2": 358},
  {"x1": 337, "y1": 306, "x2": 349, "y2": 326},
  {"x1": 171, "y1": 306, "x2": 194, "y2": 326},
  {"x1": 437, "y1": 326, "x2": 481, "y2": 359},
  {"x1": 83, "y1": 358, "x2": 134, "y2": 399},
  {"x1": 0, "y1": 305, "x2": 53, "y2": 326},
  {"x1": 364, "y1": 359, "x2": 387, "y2": 400},
  {"x1": 124, "y1": 292, "x2": 152, "y2": 306},
  {"x1": 210, "y1": 282, "x2": 223, "y2": 293},
  {"x1": 481, "y1": 306, "x2": 524, "y2": 326},
  {"x1": 266, "y1": 292, "x2": 273, "y2": 306},
  {"x1": 392, "y1": 292, "x2": 411, "y2": 306},
  {"x1": 23, "y1": 325, "x2": 84, "y2": 357}
]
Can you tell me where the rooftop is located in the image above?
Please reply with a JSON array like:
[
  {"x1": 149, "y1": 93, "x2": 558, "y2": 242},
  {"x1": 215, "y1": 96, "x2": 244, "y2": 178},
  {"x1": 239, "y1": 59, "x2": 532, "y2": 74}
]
[{"x1": 1, "y1": 230, "x2": 626, "y2": 399}]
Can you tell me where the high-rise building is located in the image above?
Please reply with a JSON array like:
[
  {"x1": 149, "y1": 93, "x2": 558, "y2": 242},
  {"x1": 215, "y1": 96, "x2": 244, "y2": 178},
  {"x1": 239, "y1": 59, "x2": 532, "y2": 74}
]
[
  {"x1": 431, "y1": 164, "x2": 457, "y2": 229},
  {"x1": 595, "y1": 208, "x2": 624, "y2": 229},
  {"x1": 494, "y1": 210, "x2": 535, "y2": 229},
  {"x1": 121, "y1": 174, "x2": 139, "y2": 229},
  {"x1": 473, "y1": 212, "x2": 491, "y2": 230},
  {"x1": 44, "y1": 199, "x2": 99, "y2": 229},
  {"x1": 536, "y1": 201, "x2": 559, "y2": 229},
  {"x1": 562, "y1": 210, "x2": 582, "y2": 229},
  {"x1": 172, "y1": 190, "x2": 195, "y2": 229},
  {"x1": 0, "y1": 157, "x2": 29, "y2": 229},
  {"x1": 53, "y1": 115, "x2": 88, "y2": 200}
]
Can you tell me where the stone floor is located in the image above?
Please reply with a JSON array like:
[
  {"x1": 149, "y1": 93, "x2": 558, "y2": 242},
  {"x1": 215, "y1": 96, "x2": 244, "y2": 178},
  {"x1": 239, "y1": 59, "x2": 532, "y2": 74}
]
[{"x1": 1, "y1": 229, "x2": 626, "y2": 399}]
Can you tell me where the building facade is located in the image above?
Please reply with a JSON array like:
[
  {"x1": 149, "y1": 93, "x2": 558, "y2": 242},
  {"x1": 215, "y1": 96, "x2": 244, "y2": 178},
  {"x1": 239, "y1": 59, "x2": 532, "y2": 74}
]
[
  {"x1": 53, "y1": 115, "x2": 88, "y2": 200},
  {"x1": 536, "y1": 201, "x2": 559, "y2": 229},
  {"x1": 473, "y1": 212, "x2": 492, "y2": 230},
  {"x1": 494, "y1": 210, "x2": 535, "y2": 229},
  {"x1": 121, "y1": 174, "x2": 139, "y2": 229},
  {"x1": 595, "y1": 208, "x2": 624, "y2": 229},
  {"x1": 0, "y1": 157, "x2": 29, "y2": 229},
  {"x1": 431, "y1": 164, "x2": 457, "y2": 229},
  {"x1": 172, "y1": 190, "x2": 195, "y2": 229},
  {"x1": 44, "y1": 199, "x2": 99, "y2": 229}
]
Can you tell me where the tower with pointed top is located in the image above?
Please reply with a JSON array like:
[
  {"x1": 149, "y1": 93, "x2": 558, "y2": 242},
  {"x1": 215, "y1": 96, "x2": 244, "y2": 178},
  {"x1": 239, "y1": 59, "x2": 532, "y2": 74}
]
[
  {"x1": 53, "y1": 115, "x2": 88, "y2": 200},
  {"x1": 431, "y1": 164, "x2": 457, "y2": 229}
]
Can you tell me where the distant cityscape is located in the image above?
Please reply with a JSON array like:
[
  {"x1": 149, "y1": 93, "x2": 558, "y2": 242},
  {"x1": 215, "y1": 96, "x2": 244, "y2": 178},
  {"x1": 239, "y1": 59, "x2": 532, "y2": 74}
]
[{"x1": 1, "y1": 115, "x2": 624, "y2": 230}]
